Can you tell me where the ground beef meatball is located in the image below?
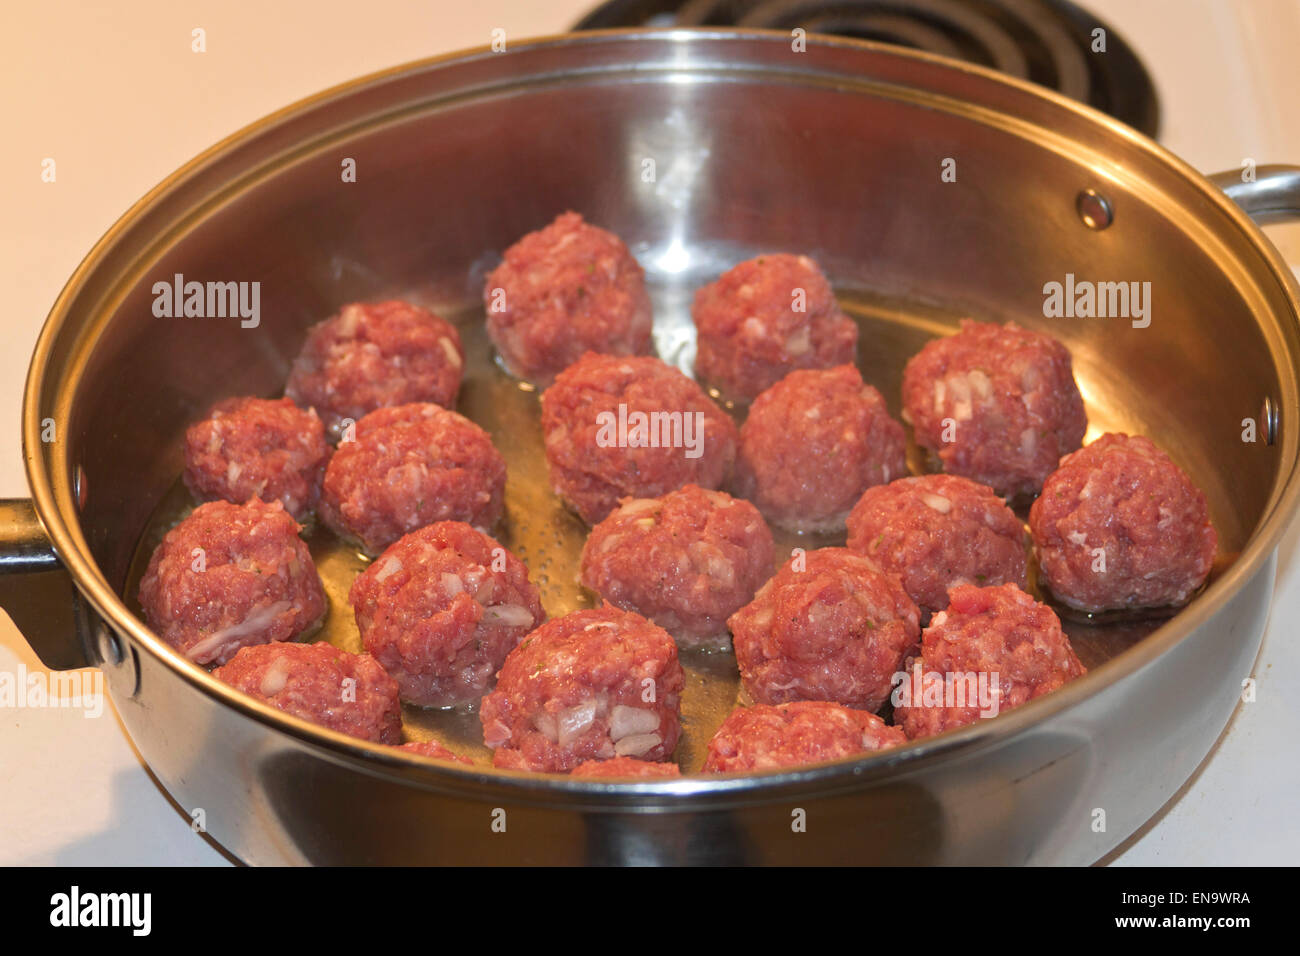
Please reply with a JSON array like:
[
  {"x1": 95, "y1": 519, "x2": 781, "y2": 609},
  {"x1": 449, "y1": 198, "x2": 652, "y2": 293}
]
[
  {"x1": 484, "y1": 212, "x2": 653, "y2": 385},
  {"x1": 729, "y1": 548, "x2": 920, "y2": 712},
  {"x1": 480, "y1": 606, "x2": 685, "y2": 773},
  {"x1": 393, "y1": 740, "x2": 474, "y2": 764},
  {"x1": 580, "y1": 485, "x2": 774, "y2": 648},
  {"x1": 285, "y1": 300, "x2": 464, "y2": 439},
  {"x1": 1029, "y1": 433, "x2": 1217, "y2": 612},
  {"x1": 703, "y1": 701, "x2": 906, "y2": 773},
  {"x1": 137, "y1": 499, "x2": 326, "y2": 666},
  {"x1": 893, "y1": 583, "x2": 1086, "y2": 740},
  {"x1": 540, "y1": 353, "x2": 739, "y2": 525},
  {"x1": 320, "y1": 403, "x2": 506, "y2": 556},
  {"x1": 846, "y1": 474, "x2": 1028, "y2": 615},
  {"x1": 692, "y1": 253, "x2": 859, "y2": 401},
  {"x1": 182, "y1": 396, "x2": 330, "y2": 521},
  {"x1": 350, "y1": 522, "x2": 544, "y2": 708},
  {"x1": 732, "y1": 365, "x2": 907, "y2": 533},
  {"x1": 213, "y1": 641, "x2": 401, "y2": 744},
  {"x1": 901, "y1": 319, "x2": 1086, "y2": 498},
  {"x1": 570, "y1": 757, "x2": 683, "y2": 779}
]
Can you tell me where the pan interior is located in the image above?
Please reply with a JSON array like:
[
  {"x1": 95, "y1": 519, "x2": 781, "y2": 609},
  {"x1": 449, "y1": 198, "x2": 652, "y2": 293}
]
[{"x1": 121, "y1": 277, "x2": 1216, "y2": 771}]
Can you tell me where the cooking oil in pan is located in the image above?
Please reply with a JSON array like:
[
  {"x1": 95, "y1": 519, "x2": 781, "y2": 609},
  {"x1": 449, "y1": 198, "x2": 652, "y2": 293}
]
[{"x1": 122, "y1": 288, "x2": 1210, "y2": 772}]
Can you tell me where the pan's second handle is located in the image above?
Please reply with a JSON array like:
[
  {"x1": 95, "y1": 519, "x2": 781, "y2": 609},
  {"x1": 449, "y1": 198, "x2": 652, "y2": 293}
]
[
  {"x1": 0, "y1": 498, "x2": 93, "y2": 670},
  {"x1": 1208, "y1": 165, "x2": 1300, "y2": 220}
]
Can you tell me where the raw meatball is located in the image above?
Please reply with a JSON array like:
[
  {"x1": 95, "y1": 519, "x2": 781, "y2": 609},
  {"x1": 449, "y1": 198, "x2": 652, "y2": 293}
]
[
  {"x1": 1029, "y1": 433, "x2": 1217, "y2": 612},
  {"x1": 350, "y1": 522, "x2": 543, "y2": 708},
  {"x1": 213, "y1": 641, "x2": 401, "y2": 744},
  {"x1": 137, "y1": 498, "x2": 326, "y2": 666},
  {"x1": 480, "y1": 606, "x2": 685, "y2": 773},
  {"x1": 393, "y1": 740, "x2": 474, "y2": 764},
  {"x1": 484, "y1": 212, "x2": 653, "y2": 385},
  {"x1": 579, "y1": 485, "x2": 775, "y2": 648},
  {"x1": 846, "y1": 474, "x2": 1028, "y2": 615},
  {"x1": 702, "y1": 701, "x2": 906, "y2": 773},
  {"x1": 540, "y1": 353, "x2": 739, "y2": 525},
  {"x1": 183, "y1": 396, "x2": 330, "y2": 521},
  {"x1": 901, "y1": 319, "x2": 1086, "y2": 498},
  {"x1": 285, "y1": 300, "x2": 464, "y2": 439},
  {"x1": 693, "y1": 253, "x2": 859, "y2": 401},
  {"x1": 729, "y1": 548, "x2": 920, "y2": 712},
  {"x1": 570, "y1": 757, "x2": 682, "y2": 779},
  {"x1": 320, "y1": 403, "x2": 506, "y2": 556},
  {"x1": 893, "y1": 583, "x2": 1086, "y2": 740},
  {"x1": 732, "y1": 365, "x2": 907, "y2": 533}
]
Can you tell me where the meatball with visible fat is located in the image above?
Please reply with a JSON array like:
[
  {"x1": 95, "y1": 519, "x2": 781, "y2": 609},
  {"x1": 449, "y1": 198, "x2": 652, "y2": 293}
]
[
  {"x1": 214, "y1": 641, "x2": 402, "y2": 744},
  {"x1": 901, "y1": 320, "x2": 1086, "y2": 498},
  {"x1": 484, "y1": 212, "x2": 654, "y2": 386},
  {"x1": 540, "y1": 353, "x2": 739, "y2": 525},
  {"x1": 732, "y1": 365, "x2": 907, "y2": 533},
  {"x1": 847, "y1": 474, "x2": 1028, "y2": 616},
  {"x1": 570, "y1": 757, "x2": 682, "y2": 779},
  {"x1": 319, "y1": 402, "x2": 506, "y2": 556},
  {"x1": 580, "y1": 485, "x2": 775, "y2": 648},
  {"x1": 285, "y1": 300, "x2": 464, "y2": 439},
  {"x1": 893, "y1": 583, "x2": 1086, "y2": 740},
  {"x1": 350, "y1": 521, "x2": 543, "y2": 708},
  {"x1": 729, "y1": 547, "x2": 920, "y2": 713},
  {"x1": 183, "y1": 396, "x2": 330, "y2": 521},
  {"x1": 137, "y1": 498, "x2": 326, "y2": 667},
  {"x1": 692, "y1": 253, "x2": 858, "y2": 401},
  {"x1": 703, "y1": 701, "x2": 906, "y2": 773},
  {"x1": 480, "y1": 606, "x2": 685, "y2": 773},
  {"x1": 1029, "y1": 433, "x2": 1217, "y2": 612}
]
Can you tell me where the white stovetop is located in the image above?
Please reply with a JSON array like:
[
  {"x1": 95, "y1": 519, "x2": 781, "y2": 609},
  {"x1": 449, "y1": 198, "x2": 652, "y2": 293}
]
[{"x1": 2, "y1": 0, "x2": 1298, "y2": 866}]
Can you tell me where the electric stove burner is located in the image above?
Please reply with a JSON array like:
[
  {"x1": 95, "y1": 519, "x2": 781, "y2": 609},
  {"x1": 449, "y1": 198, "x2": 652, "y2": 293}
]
[{"x1": 573, "y1": 0, "x2": 1159, "y2": 137}]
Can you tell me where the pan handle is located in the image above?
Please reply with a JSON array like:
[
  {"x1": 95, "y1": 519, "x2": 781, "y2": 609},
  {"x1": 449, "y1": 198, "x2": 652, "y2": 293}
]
[
  {"x1": 0, "y1": 498, "x2": 94, "y2": 670},
  {"x1": 1208, "y1": 165, "x2": 1300, "y2": 220}
]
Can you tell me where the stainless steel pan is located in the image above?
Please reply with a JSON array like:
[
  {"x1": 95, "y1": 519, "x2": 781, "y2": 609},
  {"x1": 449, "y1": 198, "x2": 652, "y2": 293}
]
[{"x1": 2, "y1": 29, "x2": 1298, "y2": 865}]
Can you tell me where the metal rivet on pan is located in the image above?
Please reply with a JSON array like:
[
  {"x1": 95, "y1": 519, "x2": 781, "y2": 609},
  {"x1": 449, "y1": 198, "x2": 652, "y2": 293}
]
[
  {"x1": 1077, "y1": 189, "x2": 1113, "y2": 230},
  {"x1": 96, "y1": 625, "x2": 124, "y2": 666},
  {"x1": 1262, "y1": 396, "x2": 1279, "y2": 446}
]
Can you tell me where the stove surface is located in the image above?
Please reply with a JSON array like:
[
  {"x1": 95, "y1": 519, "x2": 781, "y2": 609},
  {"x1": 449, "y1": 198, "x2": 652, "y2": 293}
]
[{"x1": 575, "y1": 0, "x2": 1160, "y2": 134}]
